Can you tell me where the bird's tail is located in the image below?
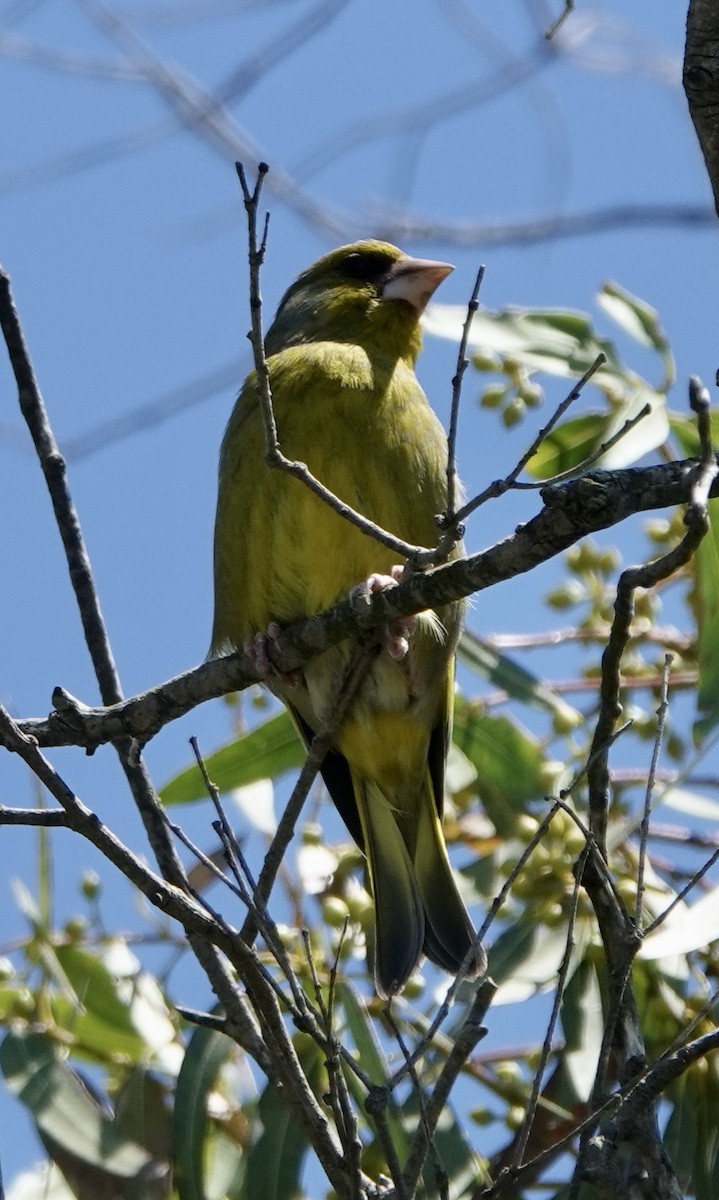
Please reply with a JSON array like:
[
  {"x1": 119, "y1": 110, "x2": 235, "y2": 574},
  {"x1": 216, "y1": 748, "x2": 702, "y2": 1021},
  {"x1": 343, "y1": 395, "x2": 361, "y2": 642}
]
[
  {"x1": 353, "y1": 772, "x2": 485, "y2": 998},
  {"x1": 413, "y1": 779, "x2": 487, "y2": 980}
]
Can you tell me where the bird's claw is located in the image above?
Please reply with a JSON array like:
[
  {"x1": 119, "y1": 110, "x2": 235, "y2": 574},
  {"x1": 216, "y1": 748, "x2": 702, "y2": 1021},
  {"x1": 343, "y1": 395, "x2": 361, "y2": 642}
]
[
  {"x1": 246, "y1": 624, "x2": 301, "y2": 687},
  {"x1": 349, "y1": 566, "x2": 416, "y2": 661}
]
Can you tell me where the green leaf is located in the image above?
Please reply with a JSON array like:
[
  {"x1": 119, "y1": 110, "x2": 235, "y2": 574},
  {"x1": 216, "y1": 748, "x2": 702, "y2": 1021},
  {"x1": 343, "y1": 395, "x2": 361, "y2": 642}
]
[
  {"x1": 597, "y1": 281, "x2": 670, "y2": 355},
  {"x1": 598, "y1": 380, "x2": 669, "y2": 469},
  {"x1": 160, "y1": 712, "x2": 304, "y2": 806},
  {"x1": 558, "y1": 960, "x2": 603, "y2": 1104},
  {"x1": 0, "y1": 1029, "x2": 153, "y2": 1176},
  {"x1": 670, "y1": 409, "x2": 719, "y2": 459},
  {"x1": 640, "y1": 882, "x2": 719, "y2": 960},
  {"x1": 659, "y1": 786, "x2": 719, "y2": 823},
  {"x1": 1, "y1": 1161, "x2": 77, "y2": 1199},
  {"x1": 458, "y1": 629, "x2": 581, "y2": 726},
  {"x1": 525, "y1": 412, "x2": 609, "y2": 479},
  {"x1": 173, "y1": 1021, "x2": 249, "y2": 1200},
  {"x1": 664, "y1": 1065, "x2": 719, "y2": 1197},
  {"x1": 243, "y1": 1035, "x2": 323, "y2": 1200},
  {"x1": 336, "y1": 982, "x2": 389, "y2": 1084},
  {"x1": 335, "y1": 983, "x2": 411, "y2": 1165},
  {"x1": 50, "y1": 944, "x2": 174, "y2": 1065},
  {"x1": 425, "y1": 304, "x2": 619, "y2": 379},
  {"x1": 487, "y1": 921, "x2": 574, "y2": 998},
  {"x1": 114, "y1": 1068, "x2": 172, "y2": 1162},
  {"x1": 399, "y1": 1089, "x2": 488, "y2": 1199},
  {"x1": 664, "y1": 1072, "x2": 698, "y2": 1193},
  {"x1": 452, "y1": 705, "x2": 547, "y2": 835}
]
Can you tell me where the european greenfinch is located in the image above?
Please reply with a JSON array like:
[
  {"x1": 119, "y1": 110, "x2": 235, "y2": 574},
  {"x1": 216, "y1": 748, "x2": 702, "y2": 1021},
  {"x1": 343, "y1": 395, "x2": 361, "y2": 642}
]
[{"x1": 212, "y1": 240, "x2": 485, "y2": 997}]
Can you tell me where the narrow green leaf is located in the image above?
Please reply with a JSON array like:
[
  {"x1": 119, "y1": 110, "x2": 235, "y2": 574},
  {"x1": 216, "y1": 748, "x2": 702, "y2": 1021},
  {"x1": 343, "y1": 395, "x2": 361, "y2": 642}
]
[
  {"x1": 458, "y1": 629, "x2": 581, "y2": 725},
  {"x1": 1, "y1": 1160, "x2": 76, "y2": 1198},
  {"x1": 243, "y1": 1035, "x2": 323, "y2": 1200},
  {"x1": 598, "y1": 381, "x2": 669, "y2": 468},
  {"x1": 114, "y1": 1068, "x2": 172, "y2": 1162},
  {"x1": 598, "y1": 281, "x2": 669, "y2": 353},
  {"x1": 659, "y1": 787, "x2": 719, "y2": 822},
  {"x1": 526, "y1": 412, "x2": 609, "y2": 479},
  {"x1": 670, "y1": 409, "x2": 719, "y2": 459},
  {"x1": 452, "y1": 706, "x2": 547, "y2": 834},
  {"x1": 50, "y1": 944, "x2": 171, "y2": 1064},
  {"x1": 173, "y1": 1022, "x2": 247, "y2": 1200},
  {"x1": 0, "y1": 1029, "x2": 152, "y2": 1176},
  {"x1": 336, "y1": 982, "x2": 389, "y2": 1083},
  {"x1": 400, "y1": 1090, "x2": 488, "y2": 1199},
  {"x1": 425, "y1": 304, "x2": 619, "y2": 379},
  {"x1": 336, "y1": 983, "x2": 410, "y2": 1164},
  {"x1": 558, "y1": 960, "x2": 603, "y2": 1103},
  {"x1": 640, "y1": 882, "x2": 719, "y2": 960},
  {"x1": 665, "y1": 1067, "x2": 719, "y2": 1197},
  {"x1": 487, "y1": 919, "x2": 588, "y2": 1001},
  {"x1": 160, "y1": 712, "x2": 304, "y2": 806}
]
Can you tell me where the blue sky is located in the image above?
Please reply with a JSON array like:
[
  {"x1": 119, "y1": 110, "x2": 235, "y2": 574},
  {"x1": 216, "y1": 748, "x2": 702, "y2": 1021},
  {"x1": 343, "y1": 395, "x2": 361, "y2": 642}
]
[{"x1": 0, "y1": 0, "x2": 716, "y2": 1186}]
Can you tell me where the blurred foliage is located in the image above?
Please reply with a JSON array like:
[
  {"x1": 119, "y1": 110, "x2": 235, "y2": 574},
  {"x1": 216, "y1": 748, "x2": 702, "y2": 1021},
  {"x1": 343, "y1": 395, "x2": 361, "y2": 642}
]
[{"x1": 4, "y1": 293, "x2": 719, "y2": 1199}]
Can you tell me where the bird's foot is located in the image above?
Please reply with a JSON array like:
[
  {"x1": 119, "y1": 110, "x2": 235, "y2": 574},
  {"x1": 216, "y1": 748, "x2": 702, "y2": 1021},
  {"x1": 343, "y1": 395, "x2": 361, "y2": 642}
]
[
  {"x1": 246, "y1": 624, "x2": 301, "y2": 687},
  {"x1": 350, "y1": 566, "x2": 416, "y2": 661}
]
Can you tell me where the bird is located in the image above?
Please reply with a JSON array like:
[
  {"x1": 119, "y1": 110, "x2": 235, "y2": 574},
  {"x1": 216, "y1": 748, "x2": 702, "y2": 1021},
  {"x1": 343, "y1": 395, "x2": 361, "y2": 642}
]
[{"x1": 211, "y1": 239, "x2": 486, "y2": 998}]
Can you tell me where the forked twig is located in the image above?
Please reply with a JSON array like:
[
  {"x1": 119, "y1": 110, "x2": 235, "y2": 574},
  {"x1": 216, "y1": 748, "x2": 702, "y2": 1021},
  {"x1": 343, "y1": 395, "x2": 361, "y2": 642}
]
[
  {"x1": 454, "y1": 352, "x2": 607, "y2": 523},
  {"x1": 236, "y1": 161, "x2": 428, "y2": 563}
]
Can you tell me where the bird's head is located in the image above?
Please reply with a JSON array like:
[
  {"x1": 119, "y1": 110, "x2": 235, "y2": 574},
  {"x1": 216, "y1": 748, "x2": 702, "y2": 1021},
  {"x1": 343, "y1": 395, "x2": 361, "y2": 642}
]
[{"x1": 265, "y1": 241, "x2": 453, "y2": 363}]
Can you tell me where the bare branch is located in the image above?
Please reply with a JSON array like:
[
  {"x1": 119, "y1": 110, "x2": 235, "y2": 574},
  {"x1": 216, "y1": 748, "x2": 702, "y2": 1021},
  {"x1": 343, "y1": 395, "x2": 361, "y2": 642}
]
[
  {"x1": 0, "y1": 805, "x2": 69, "y2": 827},
  {"x1": 7, "y1": 453, "x2": 716, "y2": 756},
  {"x1": 445, "y1": 264, "x2": 485, "y2": 522},
  {"x1": 684, "y1": 0, "x2": 719, "y2": 219},
  {"x1": 456, "y1": 352, "x2": 607, "y2": 520}
]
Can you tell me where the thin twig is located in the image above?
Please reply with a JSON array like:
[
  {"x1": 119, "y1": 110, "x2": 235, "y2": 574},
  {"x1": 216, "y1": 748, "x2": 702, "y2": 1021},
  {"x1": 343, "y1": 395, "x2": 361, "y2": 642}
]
[
  {"x1": 402, "y1": 981, "x2": 495, "y2": 1197},
  {"x1": 511, "y1": 401, "x2": 652, "y2": 490},
  {"x1": 386, "y1": 1007, "x2": 449, "y2": 1200},
  {"x1": 445, "y1": 263, "x2": 485, "y2": 521},
  {"x1": 509, "y1": 844, "x2": 590, "y2": 1172},
  {"x1": 635, "y1": 654, "x2": 672, "y2": 927},
  {"x1": 454, "y1": 352, "x2": 606, "y2": 524},
  {"x1": 545, "y1": 0, "x2": 574, "y2": 40},
  {"x1": 240, "y1": 643, "x2": 378, "y2": 946}
]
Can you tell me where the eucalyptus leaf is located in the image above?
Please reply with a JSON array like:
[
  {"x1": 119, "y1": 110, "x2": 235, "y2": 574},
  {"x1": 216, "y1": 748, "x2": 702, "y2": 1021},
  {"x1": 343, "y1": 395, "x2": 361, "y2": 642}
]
[
  {"x1": 458, "y1": 629, "x2": 581, "y2": 726},
  {"x1": 525, "y1": 412, "x2": 608, "y2": 479},
  {"x1": 597, "y1": 281, "x2": 669, "y2": 353},
  {"x1": 640, "y1": 884, "x2": 719, "y2": 960},
  {"x1": 452, "y1": 705, "x2": 547, "y2": 835},
  {"x1": 243, "y1": 1035, "x2": 323, "y2": 1200},
  {"x1": 559, "y1": 960, "x2": 603, "y2": 1103},
  {"x1": 173, "y1": 1021, "x2": 250, "y2": 1200},
  {"x1": 160, "y1": 712, "x2": 304, "y2": 806},
  {"x1": 1, "y1": 1030, "x2": 153, "y2": 1177}
]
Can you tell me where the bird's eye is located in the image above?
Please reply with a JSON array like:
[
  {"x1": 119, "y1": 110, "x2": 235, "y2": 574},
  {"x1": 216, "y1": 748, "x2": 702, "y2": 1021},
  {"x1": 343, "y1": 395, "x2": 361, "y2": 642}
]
[{"x1": 337, "y1": 251, "x2": 392, "y2": 284}]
